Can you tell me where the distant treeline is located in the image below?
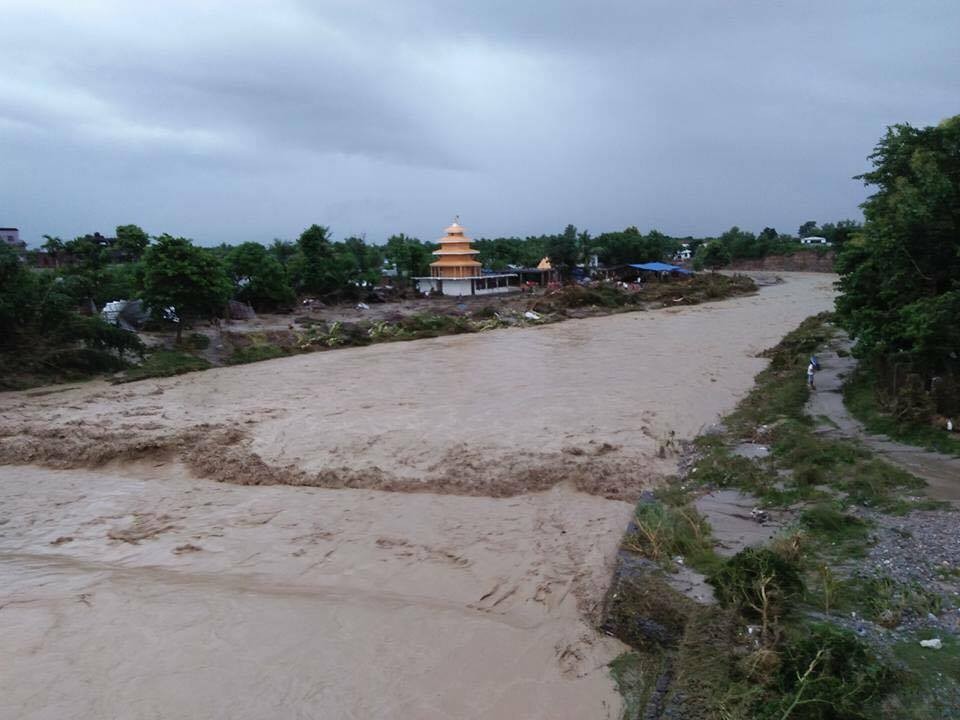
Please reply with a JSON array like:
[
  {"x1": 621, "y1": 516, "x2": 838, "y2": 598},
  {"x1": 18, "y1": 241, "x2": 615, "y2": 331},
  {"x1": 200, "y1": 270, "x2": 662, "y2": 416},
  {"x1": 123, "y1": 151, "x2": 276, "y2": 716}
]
[
  {"x1": 2, "y1": 215, "x2": 859, "y2": 386},
  {"x1": 20, "y1": 217, "x2": 861, "y2": 316},
  {"x1": 473, "y1": 219, "x2": 860, "y2": 271}
]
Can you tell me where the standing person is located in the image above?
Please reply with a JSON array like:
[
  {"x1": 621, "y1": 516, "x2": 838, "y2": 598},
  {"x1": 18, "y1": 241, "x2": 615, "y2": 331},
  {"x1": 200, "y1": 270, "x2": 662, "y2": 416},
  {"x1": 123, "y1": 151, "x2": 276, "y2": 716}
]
[{"x1": 807, "y1": 360, "x2": 816, "y2": 390}]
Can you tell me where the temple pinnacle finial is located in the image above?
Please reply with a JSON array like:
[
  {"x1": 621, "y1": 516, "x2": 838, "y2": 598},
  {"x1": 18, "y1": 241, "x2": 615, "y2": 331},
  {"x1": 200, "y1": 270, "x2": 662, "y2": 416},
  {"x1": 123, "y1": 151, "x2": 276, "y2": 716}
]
[{"x1": 453, "y1": 214, "x2": 460, "y2": 225}]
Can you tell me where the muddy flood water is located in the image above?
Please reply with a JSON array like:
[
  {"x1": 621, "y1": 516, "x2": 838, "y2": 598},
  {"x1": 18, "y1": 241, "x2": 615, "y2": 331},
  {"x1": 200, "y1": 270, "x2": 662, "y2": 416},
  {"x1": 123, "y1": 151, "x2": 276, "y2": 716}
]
[{"x1": 0, "y1": 273, "x2": 836, "y2": 719}]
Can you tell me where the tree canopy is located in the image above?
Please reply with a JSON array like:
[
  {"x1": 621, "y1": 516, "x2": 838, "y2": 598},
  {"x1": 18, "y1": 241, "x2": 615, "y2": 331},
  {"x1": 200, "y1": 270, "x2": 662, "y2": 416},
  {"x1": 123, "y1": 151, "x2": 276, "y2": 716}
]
[
  {"x1": 115, "y1": 224, "x2": 150, "y2": 260},
  {"x1": 694, "y1": 241, "x2": 732, "y2": 271},
  {"x1": 141, "y1": 234, "x2": 232, "y2": 341},
  {"x1": 836, "y1": 115, "x2": 960, "y2": 414},
  {"x1": 226, "y1": 242, "x2": 296, "y2": 311}
]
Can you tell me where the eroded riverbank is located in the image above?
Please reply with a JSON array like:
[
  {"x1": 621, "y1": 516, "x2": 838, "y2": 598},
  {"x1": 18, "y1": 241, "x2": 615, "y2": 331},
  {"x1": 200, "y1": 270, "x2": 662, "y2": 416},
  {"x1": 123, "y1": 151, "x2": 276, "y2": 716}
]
[{"x1": 0, "y1": 273, "x2": 837, "y2": 719}]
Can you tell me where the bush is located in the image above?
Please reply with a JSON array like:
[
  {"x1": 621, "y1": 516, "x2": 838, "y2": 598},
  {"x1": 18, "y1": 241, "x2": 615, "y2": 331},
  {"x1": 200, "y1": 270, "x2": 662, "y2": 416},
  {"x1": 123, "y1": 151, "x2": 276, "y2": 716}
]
[
  {"x1": 765, "y1": 624, "x2": 895, "y2": 719},
  {"x1": 709, "y1": 548, "x2": 803, "y2": 643},
  {"x1": 624, "y1": 501, "x2": 718, "y2": 572}
]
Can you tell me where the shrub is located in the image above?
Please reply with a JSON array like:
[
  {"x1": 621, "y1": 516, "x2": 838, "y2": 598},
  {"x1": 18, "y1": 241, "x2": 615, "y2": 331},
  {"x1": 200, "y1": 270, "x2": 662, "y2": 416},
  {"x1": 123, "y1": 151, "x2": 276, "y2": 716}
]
[
  {"x1": 709, "y1": 548, "x2": 803, "y2": 644},
  {"x1": 624, "y1": 501, "x2": 718, "y2": 572},
  {"x1": 766, "y1": 624, "x2": 895, "y2": 719}
]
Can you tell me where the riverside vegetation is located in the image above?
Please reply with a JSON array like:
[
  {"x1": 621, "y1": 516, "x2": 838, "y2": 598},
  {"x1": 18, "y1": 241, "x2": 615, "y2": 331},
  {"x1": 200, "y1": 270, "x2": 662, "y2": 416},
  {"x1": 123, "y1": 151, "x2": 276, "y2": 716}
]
[
  {"x1": 604, "y1": 314, "x2": 958, "y2": 719},
  {"x1": 834, "y1": 115, "x2": 960, "y2": 455},
  {"x1": 1, "y1": 263, "x2": 756, "y2": 388},
  {"x1": 3, "y1": 209, "x2": 844, "y2": 390}
]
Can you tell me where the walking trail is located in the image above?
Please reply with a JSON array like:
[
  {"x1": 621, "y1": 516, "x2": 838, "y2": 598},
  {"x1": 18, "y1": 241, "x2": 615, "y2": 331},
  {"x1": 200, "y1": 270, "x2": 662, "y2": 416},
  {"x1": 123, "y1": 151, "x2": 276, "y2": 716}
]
[{"x1": 807, "y1": 332, "x2": 960, "y2": 504}]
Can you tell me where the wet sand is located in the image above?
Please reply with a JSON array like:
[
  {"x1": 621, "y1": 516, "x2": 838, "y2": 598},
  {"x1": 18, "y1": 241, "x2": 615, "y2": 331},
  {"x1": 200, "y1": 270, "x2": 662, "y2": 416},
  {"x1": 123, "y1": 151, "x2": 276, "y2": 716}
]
[{"x1": 0, "y1": 272, "x2": 836, "y2": 719}]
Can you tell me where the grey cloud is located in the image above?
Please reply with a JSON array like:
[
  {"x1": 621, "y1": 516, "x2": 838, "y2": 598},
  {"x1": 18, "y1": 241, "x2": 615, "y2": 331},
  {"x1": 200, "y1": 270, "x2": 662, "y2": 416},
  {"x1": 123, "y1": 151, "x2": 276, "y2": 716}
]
[{"x1": 0, "y1": 0, "x2": 957, "y2": 245}]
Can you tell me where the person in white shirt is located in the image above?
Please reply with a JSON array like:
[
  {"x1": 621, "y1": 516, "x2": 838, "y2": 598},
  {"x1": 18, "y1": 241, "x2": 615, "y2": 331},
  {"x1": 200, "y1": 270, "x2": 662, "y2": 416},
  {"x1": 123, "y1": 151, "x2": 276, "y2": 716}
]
[{"x1": 807, "y1": 361, "x2": 816, "y2": 390}]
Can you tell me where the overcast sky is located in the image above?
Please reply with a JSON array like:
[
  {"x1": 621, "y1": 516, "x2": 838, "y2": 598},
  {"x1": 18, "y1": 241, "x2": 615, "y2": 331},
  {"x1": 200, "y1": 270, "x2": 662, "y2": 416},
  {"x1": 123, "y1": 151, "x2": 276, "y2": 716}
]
[{"x1": 2, "y1": 0, "x2": 957, "y2": 247}]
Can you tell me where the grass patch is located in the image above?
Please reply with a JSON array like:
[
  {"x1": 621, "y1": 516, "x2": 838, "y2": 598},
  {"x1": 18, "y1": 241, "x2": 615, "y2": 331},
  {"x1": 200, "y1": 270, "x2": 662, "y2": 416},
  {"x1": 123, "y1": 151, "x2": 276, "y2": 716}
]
[
  {"x1": 608, "y1": 652, "x2": 661, "y2": 719},
  {"x1": 890, "y1": 632, "x2": 960, "y2": 719},
  {"x1": 855, "y1": 576, "x2": 942, "y2": 628},
  {"x1": 799, "y1": 503, "x2": 871, "y2": 558},
  {"x1": 117, "y1": 350, "x2": 210, "y2": 382},
  {"x1": 227, "y1": 344, "x2": 290, "y2": 365},
  {"x1": 842, "y1": 458, "x2": 927, "y2": 513},
  {"x1": 845, "y1": 367, "x2": 960, "y2": 456},
  {"x1": 624, "y1": 501, "x2": 721, "y2": 573},
  {"x1": 184, "y1": 332, "x2": 210, "y2": 350},
  {"x1": 771, "y1": 423, "x2": 866, "y2": 470},
  {"x1": 725, "y1": 313, "x2": 834, "y2": 435}
]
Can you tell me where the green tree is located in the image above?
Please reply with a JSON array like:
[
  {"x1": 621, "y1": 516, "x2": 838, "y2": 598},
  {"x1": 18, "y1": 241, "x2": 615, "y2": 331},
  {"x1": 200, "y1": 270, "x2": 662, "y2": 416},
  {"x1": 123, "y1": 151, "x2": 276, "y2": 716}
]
[
  {"x1": 60, "y1": 233, "x2": 115, "y2": 308},
  {"x1": 41, "y1": 235, "x2": 66, "y2": 266},
  {"x1": 0, "y1": 242, "x2": 36, "y2": 345},
  {"x1": 226, "y1": 242, "x2": 295, "y2": 311},
  {"x1": 115, "y1": 224, "x2": 150, "y2": 260},
  {"x1": 694, "y1": 241, "x2": 731, "y2": 271},
  {"x1": 385, "y1": 233, "x2": 433, "y2": 281},
  {"x1": 798, "y1": 220, "x2": 819, "y2": 238},
  {"x1": 829, "y1": 219, "x2": 861, "y2": 248},
  {"x1": 836, "y1": 116, "x2": 960, "y2": 415},
  {"x1": 1, "y1": 242, "x2": 143, "y2": 384},
  {"x1": 268, "y1": 239, "x2": 297, "y2": 268},
  {"x1": 93, "y1": 262, "x2": 142, "y2": 307},
  {"x1": 292, "y1": 224, "x2": 337, "y2": 295},
  {"x1": 758, "y1": 227, "x2": 778, "y2": 243},
  {"x1": 545, "y1": 224, "x2": 580, "y2": 275},
  {"x1": 340, "y1": 235, "x2": 383, "y2": 283},
  {"x1": 141, "y1": 235, "x2": 232, "y2": 342},
  {"x1": 719, "y1": 226, "x2": 761, "y2": 259}
]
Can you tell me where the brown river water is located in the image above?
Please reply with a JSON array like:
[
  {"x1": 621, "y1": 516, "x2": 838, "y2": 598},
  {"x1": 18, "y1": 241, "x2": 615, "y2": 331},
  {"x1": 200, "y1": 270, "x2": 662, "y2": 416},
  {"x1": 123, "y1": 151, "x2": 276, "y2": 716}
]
[{"x1": 0, "y1": 273, "x2": 836, "y2": 720}]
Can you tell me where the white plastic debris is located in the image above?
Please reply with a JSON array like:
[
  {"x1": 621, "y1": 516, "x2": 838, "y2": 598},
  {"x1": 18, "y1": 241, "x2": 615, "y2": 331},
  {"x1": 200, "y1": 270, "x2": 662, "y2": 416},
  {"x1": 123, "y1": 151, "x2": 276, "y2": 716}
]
[
  {"x1": 920, "y1": 638, "x2": 943, "y2": 650},
  {"x1": 750, "y1": 508, "x2": 769, "y2": 524},
  {"x1": 100, "y1": 300, "x2": 127, "y2": 324},
  {"x1": 356, "y1": 302, "x2": 370, "y2": 310},
  {"x1": 523, "y1": 310, "x2": 541, "y2": 320}
]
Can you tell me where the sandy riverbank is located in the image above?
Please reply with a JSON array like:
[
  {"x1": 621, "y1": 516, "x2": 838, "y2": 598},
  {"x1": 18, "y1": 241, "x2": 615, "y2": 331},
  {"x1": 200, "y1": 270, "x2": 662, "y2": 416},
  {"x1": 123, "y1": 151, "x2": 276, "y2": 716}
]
[{"x1": 0, "y1": 272, "x2": 837, "y2": 719}]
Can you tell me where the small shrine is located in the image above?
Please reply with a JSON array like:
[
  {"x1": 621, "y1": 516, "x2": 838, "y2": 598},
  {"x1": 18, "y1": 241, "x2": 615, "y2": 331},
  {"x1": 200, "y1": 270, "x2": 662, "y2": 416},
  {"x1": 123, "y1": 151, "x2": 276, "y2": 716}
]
[{"x1": 414, "y1": 218, "x2": 517, "y2": 296}]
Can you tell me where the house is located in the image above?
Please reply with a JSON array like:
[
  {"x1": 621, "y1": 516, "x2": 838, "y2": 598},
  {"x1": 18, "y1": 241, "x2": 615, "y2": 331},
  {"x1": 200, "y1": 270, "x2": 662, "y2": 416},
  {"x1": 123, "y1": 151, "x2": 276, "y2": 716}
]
[
  {"x1": 800, "y1": 236, "x2": 831, "y2": 246},
  {"x1": 1, "y1": 227, "x2": 26, "y2": 253},
  {"x1": 674, "y1": 243, "x2": 693, "y2": 261},
  {"x1": 514, "y1": 257, "x2": 562, "y2": 287}
]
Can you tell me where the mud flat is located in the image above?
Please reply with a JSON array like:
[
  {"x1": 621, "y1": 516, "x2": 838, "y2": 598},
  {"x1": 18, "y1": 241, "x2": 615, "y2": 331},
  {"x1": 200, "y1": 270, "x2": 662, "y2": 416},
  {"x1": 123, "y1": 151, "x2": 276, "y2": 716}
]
[{"x1": 0, "y1": 273, "x2": 836, "y2": 719}]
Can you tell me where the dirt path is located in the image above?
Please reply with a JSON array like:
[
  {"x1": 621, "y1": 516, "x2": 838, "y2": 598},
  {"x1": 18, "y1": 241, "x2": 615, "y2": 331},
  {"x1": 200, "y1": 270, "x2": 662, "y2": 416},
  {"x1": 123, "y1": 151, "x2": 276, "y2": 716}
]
[
  {"x1": 807, "y1": 333, "x2": 960, "y2": 504},
  {"x1": 0, "y1": 273, "x2": 838, "y2": 720}
]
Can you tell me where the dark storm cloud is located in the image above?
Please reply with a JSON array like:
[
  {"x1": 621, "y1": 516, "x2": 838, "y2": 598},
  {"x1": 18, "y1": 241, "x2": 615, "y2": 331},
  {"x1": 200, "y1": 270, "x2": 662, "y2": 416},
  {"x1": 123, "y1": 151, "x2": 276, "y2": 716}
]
[{"x1": 1, "y1": 0, "x2": 957, "y2": 245}]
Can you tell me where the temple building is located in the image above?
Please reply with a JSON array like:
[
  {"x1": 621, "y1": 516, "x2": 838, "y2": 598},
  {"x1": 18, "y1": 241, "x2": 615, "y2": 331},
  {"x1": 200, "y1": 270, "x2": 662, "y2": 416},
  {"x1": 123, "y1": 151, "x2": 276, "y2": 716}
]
[{"x1": 414, "y1": 219, "x2": 517, "y2": 296}]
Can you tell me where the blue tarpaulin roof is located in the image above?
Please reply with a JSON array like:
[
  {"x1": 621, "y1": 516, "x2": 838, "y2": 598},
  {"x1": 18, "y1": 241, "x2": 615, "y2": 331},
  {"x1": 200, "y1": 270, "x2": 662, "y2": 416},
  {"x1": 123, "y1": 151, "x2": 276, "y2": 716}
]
[{"x1": 628, "y1": 262, "x2": 693, "y2": 275}]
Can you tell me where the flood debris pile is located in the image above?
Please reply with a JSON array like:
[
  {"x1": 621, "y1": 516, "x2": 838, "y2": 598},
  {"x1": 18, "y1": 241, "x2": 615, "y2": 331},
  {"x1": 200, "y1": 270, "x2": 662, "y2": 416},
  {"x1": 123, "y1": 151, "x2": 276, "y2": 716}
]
[{"x1": 604, "y1": 314, "x2": 960, "y2": 719}]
